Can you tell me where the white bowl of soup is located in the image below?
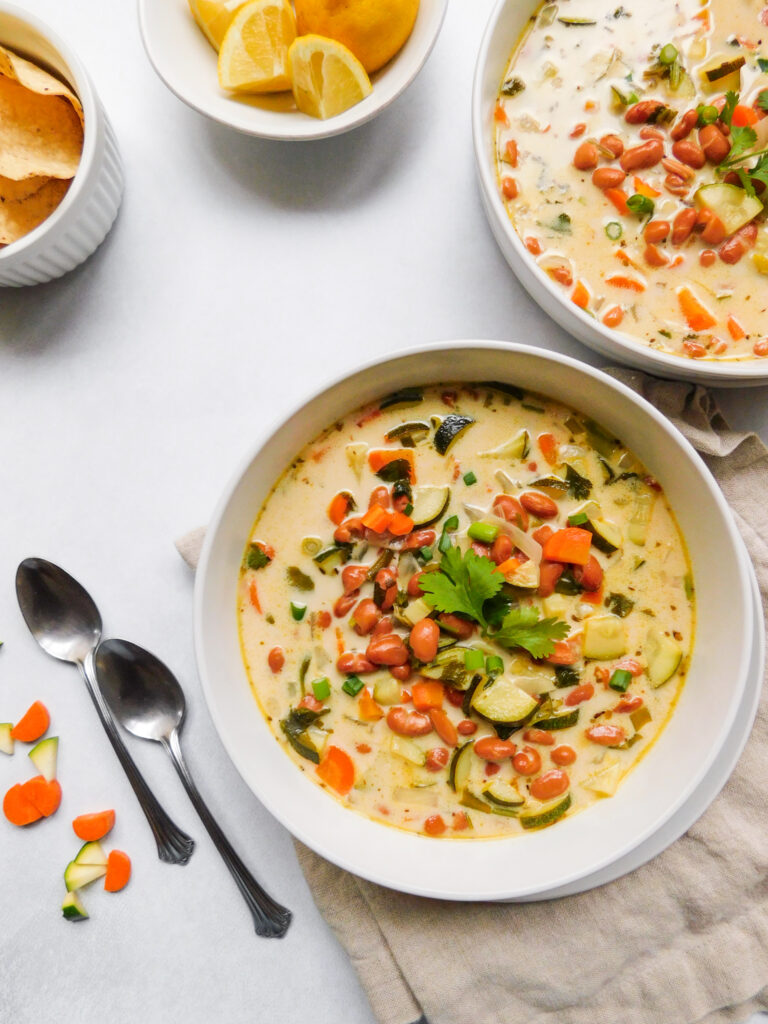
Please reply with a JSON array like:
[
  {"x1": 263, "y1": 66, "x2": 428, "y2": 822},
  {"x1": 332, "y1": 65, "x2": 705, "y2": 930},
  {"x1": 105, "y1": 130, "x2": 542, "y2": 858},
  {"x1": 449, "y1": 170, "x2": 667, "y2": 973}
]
[
  {"x1": 473, "y1": 0, "x2": 768, "y2": 385},
  {"x1": 195, "y1": 341, "x2": 753, "y2": 900}
]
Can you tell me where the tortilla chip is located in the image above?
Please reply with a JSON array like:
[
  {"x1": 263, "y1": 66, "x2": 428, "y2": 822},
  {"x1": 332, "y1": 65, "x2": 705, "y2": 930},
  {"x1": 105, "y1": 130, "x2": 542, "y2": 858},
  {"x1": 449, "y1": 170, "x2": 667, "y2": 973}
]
[
  {"x1": 0, "y1": 176, "x2": 70, "y2": 246},
  {"x1": 0, "y1": 75, "x2": 83, "y2": 180},
  {"x1": 0, "y1": 174, "x2": 49, "y2": 202},
  {"x1": 0, "y1": 44, "x2": 83, "y2": 124}
]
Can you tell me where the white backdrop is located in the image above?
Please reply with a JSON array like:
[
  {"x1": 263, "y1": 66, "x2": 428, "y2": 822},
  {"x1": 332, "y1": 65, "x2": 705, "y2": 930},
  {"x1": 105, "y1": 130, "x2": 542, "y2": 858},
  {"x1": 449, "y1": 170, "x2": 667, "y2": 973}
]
[{"x1": 0, "y1": 1, "x2": 766, "y2": 1022}]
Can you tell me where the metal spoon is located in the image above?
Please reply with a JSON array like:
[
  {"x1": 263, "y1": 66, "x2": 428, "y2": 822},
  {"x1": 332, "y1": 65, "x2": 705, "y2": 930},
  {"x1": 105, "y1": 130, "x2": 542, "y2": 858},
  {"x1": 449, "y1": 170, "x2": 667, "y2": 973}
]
[
  {"x1": 94, "y1": 638, "x2": 292, "y2": 938},
  {"x1": 15, "y1": 558, "x2": 194, "y2": 865}
]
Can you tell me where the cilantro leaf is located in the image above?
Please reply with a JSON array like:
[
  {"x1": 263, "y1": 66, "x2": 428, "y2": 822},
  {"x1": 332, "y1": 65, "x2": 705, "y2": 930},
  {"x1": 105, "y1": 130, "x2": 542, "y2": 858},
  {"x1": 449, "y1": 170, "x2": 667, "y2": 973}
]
[
  {"x1": 751, "y1": 153, "x2": 768, "y2": 189},
  {"x1": 491, "y1": 606, "x2": 570, "y2": 659},
  {"x1": 483, "y1": 591, "x2": 514, "y2": 628},
  {"x1": 244, "y1": 543, "x2": 271, "y2": 570},
  {"x1": 758, "y1": 90, "x2": 768, "y2": 112},
  {"x1": 735, "y1": 167, "x2": 757, "y2": 197},
  {"x1": 720, "y1": 90, "x2": 738, "y2": 127},
  {"x1": 726, "y1": 125, "x2": 758, "y2": 164},
  {"x1": 419, "y1": 546, "x2": 502, "y2": 629}
]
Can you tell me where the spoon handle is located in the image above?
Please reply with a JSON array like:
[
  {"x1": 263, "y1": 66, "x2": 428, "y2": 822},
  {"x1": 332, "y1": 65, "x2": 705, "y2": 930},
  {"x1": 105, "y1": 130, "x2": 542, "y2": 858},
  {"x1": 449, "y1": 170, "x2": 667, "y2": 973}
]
[
  {"x1": 163, "y1": 730, "x2": 292, "y2": 938},
  {"x1": 79, "y1": 657, "x2": 195, "y2": 865}
]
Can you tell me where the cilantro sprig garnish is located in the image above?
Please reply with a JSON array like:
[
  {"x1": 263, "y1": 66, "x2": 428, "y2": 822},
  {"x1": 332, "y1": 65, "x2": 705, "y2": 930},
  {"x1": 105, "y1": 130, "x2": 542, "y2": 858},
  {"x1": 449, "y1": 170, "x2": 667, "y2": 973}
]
[
  {"x1": 418, "y1": 546, "x2": 502, "y2": 631},
  {"x1": 716, "y1": 90, "x2": 768, "y2": 175},
  {"x1": 492, "y1": 606, "x2": 569, "y2": 659},
  {"x1": 418, "y1": 544, "x2": 569, "y2": 659}
]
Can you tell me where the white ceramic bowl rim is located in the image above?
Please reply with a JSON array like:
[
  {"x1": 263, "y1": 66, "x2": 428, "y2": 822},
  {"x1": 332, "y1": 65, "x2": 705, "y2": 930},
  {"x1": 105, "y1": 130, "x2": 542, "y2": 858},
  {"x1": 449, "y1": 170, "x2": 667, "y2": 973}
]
[
  {"x1": 0, "y1": 2, "x2": 97, "y2": 262},
  {"x1": 138, "y1": 0, "x2": 449, "y2": 142},
  {"x1": 195, "y1": 339, "x2": 753, "y2": 900},
  {"x1": 471, "y1": 0, "x2": 768, "y2": 383}
]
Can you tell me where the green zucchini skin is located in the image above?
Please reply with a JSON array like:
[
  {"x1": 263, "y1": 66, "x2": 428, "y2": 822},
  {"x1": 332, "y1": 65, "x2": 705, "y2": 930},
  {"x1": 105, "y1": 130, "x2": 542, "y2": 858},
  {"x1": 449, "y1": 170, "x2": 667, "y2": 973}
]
[
  {"x1": 433, "y1": 415, "x2": 475, "y2": 455},
  {"x1": 533, "y1": 708, "x2": 580, "y2": 730},
  {"x1": 519, "y1": 793, "x2": 572, "y2": 830}
]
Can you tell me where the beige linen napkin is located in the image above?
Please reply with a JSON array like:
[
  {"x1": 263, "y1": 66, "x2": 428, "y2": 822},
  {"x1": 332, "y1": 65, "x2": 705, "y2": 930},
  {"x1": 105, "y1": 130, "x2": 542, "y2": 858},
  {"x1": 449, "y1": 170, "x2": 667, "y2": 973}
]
[{"x1": 177, "y1": 370, "x2": 768, "y2": 1024}]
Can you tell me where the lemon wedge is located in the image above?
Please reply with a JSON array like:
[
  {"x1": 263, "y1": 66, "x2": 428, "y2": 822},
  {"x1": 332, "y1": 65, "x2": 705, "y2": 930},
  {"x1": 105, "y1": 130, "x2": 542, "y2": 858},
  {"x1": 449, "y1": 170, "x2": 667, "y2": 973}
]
[
  {"x1": 218, "y1": 0, "x2": 297, "y2": 93},
  {"x1": 188, "y1": 0, "x2": 243, "y2": 50},
  {"x1": 288, "y1": 34, "x2": 372, "y2": 119}
]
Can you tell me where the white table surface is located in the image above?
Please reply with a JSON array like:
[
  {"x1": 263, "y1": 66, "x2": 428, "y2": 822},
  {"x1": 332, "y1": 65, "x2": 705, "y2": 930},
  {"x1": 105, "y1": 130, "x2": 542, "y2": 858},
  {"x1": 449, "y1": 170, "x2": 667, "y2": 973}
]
[{"x1": 1, "y1": 2, "x2": 766, "y2": 1022}]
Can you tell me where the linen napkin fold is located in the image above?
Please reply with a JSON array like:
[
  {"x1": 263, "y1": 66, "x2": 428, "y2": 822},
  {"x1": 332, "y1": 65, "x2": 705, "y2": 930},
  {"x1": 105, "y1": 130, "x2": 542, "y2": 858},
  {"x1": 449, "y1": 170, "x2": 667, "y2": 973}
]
[{"x1": 177, "y1": 369, "x2": 768, "y2": 1024}]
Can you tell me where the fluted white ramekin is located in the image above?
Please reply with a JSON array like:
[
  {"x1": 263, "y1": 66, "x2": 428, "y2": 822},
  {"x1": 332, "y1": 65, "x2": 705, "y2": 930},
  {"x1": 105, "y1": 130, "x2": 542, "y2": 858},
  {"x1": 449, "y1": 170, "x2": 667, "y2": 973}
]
[{"x1": 0, "y1": 4, "x2": 123, "y2": 287}]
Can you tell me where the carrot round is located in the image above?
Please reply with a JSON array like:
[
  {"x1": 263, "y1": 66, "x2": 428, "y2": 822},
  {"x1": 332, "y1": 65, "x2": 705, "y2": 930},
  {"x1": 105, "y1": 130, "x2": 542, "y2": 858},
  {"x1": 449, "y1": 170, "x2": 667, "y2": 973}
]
[
  {"x1": 537, "y1": 432, "x2": 558, "y2": 466},
  {"x1": 327, "y1": 492, "x2": 352, "y2": 526},
  {"x1": 3, "y1": 783, "x2": 42, "y2": 826},
  {"x1": 367, "y1": 449, "x2": 415, "y2": 481},
  {"x1": 21, "y1": 775, "x2": 62, "y2": 817},
  {"x1": 411, "y1": 680, "x2": 444, "y2": 712},
  {"x1": 571, "y1": 281, "x2": 590, "y2": 309},
  {"x1": 11, "y1": 700, "x2": 50, "y2": 742},
  {"x1": 358, "y1": 688, "x2": 384, "y2": 722},
  {"x1": 677, "y1": 286, "x2": 716, "y2": 331},
  {"x1": 104, "y1": 849, "x2": 132, "y2": 892},
  {"x1": 316, "y1": 746, "x2": 355, "y2": 795},
  {"x1": 542, "y1": 527, "x2": 593, "y2": 566},
  {"x1": 73, "y1": 809, "x2": 116, "y2": 841}
]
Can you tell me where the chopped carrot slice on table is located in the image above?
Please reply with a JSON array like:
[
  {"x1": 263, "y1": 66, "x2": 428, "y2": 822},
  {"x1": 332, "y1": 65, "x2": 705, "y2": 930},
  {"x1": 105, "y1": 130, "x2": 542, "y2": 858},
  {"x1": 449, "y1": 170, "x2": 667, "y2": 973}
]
[
  {"x1": 73, "y1": 809, "x2": 116, "y2": 841},
  {"x1": 11, "y1": 700, "x2": 49, "y2": 742},
  {"x1": 3, "y1": 783, "x2": 42, "y2": 826},
  {"x1": 104, "y1": 849, "x2": 132, "y2": 892},
  {"x1": 20, "y1": 775, "x2": 62, "y2": 817}
]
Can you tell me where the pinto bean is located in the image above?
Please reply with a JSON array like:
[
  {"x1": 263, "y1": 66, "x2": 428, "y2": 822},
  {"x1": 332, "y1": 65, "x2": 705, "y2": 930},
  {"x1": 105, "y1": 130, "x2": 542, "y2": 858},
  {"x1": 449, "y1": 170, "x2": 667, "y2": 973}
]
[
  {"x1": 639, "y1": 126, "x2": 665, "y2": 141},
  {"x1": 523, "y1": 728, "x2": 556, "y2": 746},
  {"x1": 337, "y1": 651, "x2": 375, "y2": 674},
  {"x1": 625, "y1": 99, "x2": 667, "y2": 124},
  {"x1": 512, "y1": 746, "x2": 542, "y2": 776},
  {"x1": 520, "y1": 491, "x2": 558, "y2": 518},
  {"x1": 665, "y1": 174, "x2": 690, "y2": 197},
  {"x1": 530, "y1": 770, "x2": 570, "y2": 801},
  {"x1": 457, "y1": 719, "x2": 477, "y2": 736},
  {"x1": 334, "y1": 516, "x2": 365, "y2": 544},
  {"x1": 389, "y1": 662, "x2": 412, "y2": 681},
  {"x1": 697, "y1": 209, "x2": 727, "y2": 245},
  {"x1": 366, "y1": 633, "x2": 409, "y2": 666},
  {"x1": 699, "y1": 248, "x2": 717, "y2": 266},
  {"x1": 492, "y1": 493, "x2": 529, "y2": 530},
  {"x1": 334, "y1": 593, "x2": 358, "y2": 618},
  {"x1": 425, "y1": 747, "x2": 449, "y2": 772},
  {"x1": 719, "y1": 235, "x2": 748, "y2": 264},
  {"x1": 586, "y1": 723, "x2": 626, "y2": 746},
  {"x1": 489, "y1": 534, "x2": 513, "y2": 566},
  {"x1": 352, "y1": 598, "x2": 380, "y2": 636},
  {"x1": 410, "y1": 618, "x2": 439, "y2": 662},
  {"x1": 671, "y1": 139, "x2": 705, "y2": 169},
  {"x1": 368, "y1": 486, "x2": 391, "y2": 509},
  {"x1": 565, "y1": 683, "x2": 594, "y2": 707},
  {"x1": 429, "y1": 708, "x2": 458, "y2": 747},
  {"x1": 551, "y1": 745, "x2": 577, "y2": 766},
  {"x1": 372, "y1": 616, "x2": 394, "y2": 637},
  {"x1": 424, "y1": 814, "x2": 446, "y2": 836},
  {"x1": 386, "y1": 706, "x2": 432, "y2": 737},
  {"x1": 662, "y1": 156, "x2": 695, "y2": 181},
  {"x1": 438, "y1": 613, "x2": 475, "y2": 639},
  {"x1": 644, "y1": 243, "x2": 669, "y2": 267},
  {"x1": 572, "y1": 555, "x2": 603, "y2": 592},
  {"x1": 592, "y1": 167, "x2": 626, "y2": 189},
  {"x1": 402, "y1": 528, "x2": 436, "y2": 550},
  {"x1": 407, "y1": 571, "x2": 425, "y2": 597},
  {"x1": 671, "y1": 207, "x2": 697, "y2": 245},
  {"x1": 599, "y1": 133, "x2": 624, "y2": 158},
  {"x1": 267, "y1": 647, "x2": 285, "y2": 673},
  {"x1": 643, "y1": 219, "x2": 671, "y2": 243},
  {"x1": 620, "y1": 140, "x2": 664, "y2": 171},
  {"x1": 573, "y1": 141, "x2": 599, "y2": 170},
  {"x1": 699, "y1": 124, "x2": 730, "y2": 164},
  {"x1": 670, "y1": 109, "x2": 697, "y2": 141},
  {"x1": 473, "y1": 737, "x2": 517, "y2": 762},
  {"x1": 341, "y1": 564, "x2": 369, "y2": 594}
]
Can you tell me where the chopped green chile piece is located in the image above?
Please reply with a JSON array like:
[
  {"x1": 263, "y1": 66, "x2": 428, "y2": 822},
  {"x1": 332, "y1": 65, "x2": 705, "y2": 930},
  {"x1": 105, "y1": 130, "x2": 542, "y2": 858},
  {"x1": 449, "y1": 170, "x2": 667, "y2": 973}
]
[
  {"x1": 244, "y1": 544, "x2": 271, "y2": 570},
  {"x1": 485, "y1": 654, "x2": 504, "y2": 675},
  {"x1": 290, "y1": 601, "x2": 307, "y2": 621},
  {"x1": 342, "y1": 675, "x2": 365, "y2": 696},
  {"x1": 287, "y1": 566, "x2": 315, "y2": 591},
  {"x1": 659, "y1": 43, "x2": 678, "y2": 65},
  {"x1": 609, "y1": 669, "x2": 633, "y2": 692},
  {"x1": 605, "y1": 221, "x2": 623, "y2": 241},
  {"x1": 464, "y1": 649, "x2": 485, "y2": 671},
  {"x1": 467, "y1": 522, "x2": 500, "y2": 544},
  {"x1": 463, "y1": 471, "x2": 477, "y2": 485},
  {"x1": 438, "y1": 530, "x2": 452, "y2": 555},
  {"x1": 420, "y1": 546, "x2": 433, "y2": 561},
  {"x1": 312, "y1": 677, "x2": 331, "y2": 701},
  {"x1": 554, "y1": 665, "x2": 580, "y2": 687},
  {"x1": 567, "y1": 511, "x2": 589, "y2": 527}
]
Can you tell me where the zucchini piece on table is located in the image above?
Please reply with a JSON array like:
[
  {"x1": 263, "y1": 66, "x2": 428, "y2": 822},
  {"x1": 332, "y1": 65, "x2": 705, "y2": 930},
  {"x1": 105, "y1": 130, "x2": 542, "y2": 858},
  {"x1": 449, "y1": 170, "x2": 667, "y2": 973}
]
[
  {"x1": 433, "y1": 415, "x2": 475, "y2": 455},
  {"x1": 74, "y1": 841, "x2": 108, "y2": 867},
  {"x1": 0, "y1": 723, "x2": 14, "y2": 756},
  {"x1": 61, "y1": 891, "x2": 88, "y2": 922},
  {"x1": 64, "y1": 861, "x2": 107, "y2": 892}
]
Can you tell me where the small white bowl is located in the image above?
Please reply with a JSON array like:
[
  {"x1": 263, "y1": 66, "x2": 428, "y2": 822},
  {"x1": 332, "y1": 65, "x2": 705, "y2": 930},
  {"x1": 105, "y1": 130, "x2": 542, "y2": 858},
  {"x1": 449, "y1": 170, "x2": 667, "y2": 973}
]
[
  {"x1": 138, "y1": 0, "x2": 448, "y2": 141},
  {"x1": 0, "y1": 4, "x2": 123, "y2": 287},
  {"x1": 472, "y1": 0, "x2": 768, "y2": 387},
  {"x1": 195, "y1": 340, "x2": 753, "y2": 901}
]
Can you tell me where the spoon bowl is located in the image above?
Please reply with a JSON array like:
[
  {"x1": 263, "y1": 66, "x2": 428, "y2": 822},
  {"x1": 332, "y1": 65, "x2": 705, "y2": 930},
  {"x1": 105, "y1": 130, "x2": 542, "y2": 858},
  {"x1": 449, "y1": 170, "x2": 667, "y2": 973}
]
[
  {"x1": 16, "y1": 557, "x2": 102, "y2": 664},
  {"x1": 95, "y1": 639, "x2": 184, "y2": 742}
]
